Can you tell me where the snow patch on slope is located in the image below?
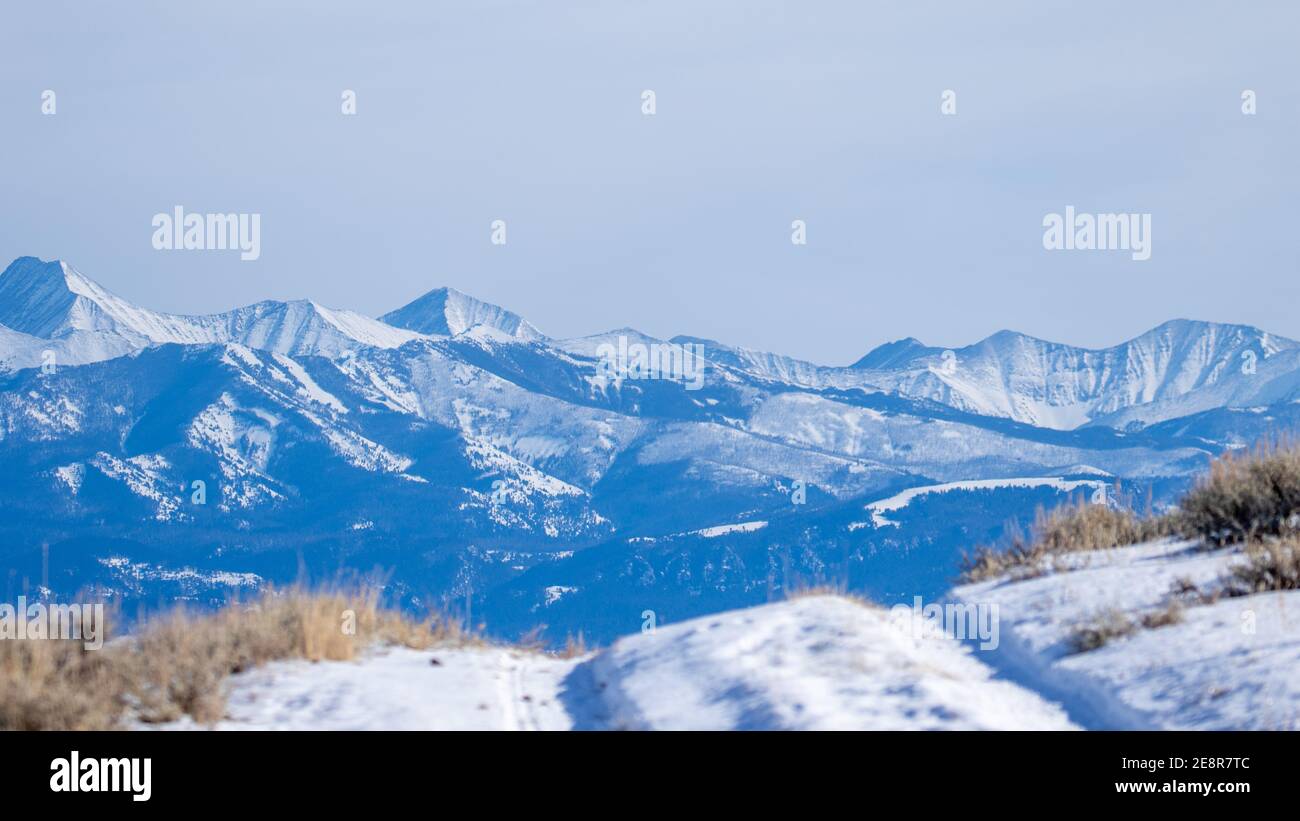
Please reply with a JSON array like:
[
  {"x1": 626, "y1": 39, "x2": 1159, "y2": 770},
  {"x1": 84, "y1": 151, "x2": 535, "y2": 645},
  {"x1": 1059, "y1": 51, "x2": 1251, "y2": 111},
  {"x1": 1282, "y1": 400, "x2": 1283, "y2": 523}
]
[
  {"x1": 863, "y1": 477, "x2": 1107, "y2": 527},
  {"x1": 89, "y1": 452, "x2": 182, "y2": 521}
]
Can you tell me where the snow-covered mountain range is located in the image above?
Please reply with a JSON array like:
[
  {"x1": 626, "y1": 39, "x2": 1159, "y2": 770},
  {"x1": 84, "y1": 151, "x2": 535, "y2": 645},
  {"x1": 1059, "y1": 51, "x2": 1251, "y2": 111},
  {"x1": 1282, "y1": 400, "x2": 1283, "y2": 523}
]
[
  {"x1": 3, "y1": 255, "x2": 1298, "y2": 642},
  {"x1": 849, "y1": 321, "x2": 1300, "y2": 430}
]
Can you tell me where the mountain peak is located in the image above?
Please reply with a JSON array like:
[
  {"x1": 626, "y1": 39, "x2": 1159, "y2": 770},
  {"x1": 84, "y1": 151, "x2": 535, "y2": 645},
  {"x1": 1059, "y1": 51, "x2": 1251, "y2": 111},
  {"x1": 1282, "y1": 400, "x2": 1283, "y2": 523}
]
[
  {"x1": 1143, "y1": 317, "x2": 1260, "y2": 338},
  {"x1": 381, "y1": 286, "x2": 542, "y2": 339},
  {"x1": 0, "y1": 256, "x2": 214, "y2": 343},
  {"x1": 0, "y1": 256, "x2": 426, "y2": 357},
  {"x1": 850, "y1": 337, "x2": 940, "y2": 370},
  {"x1": 0, "y1": 257, "x2": 83, "y2": 337}
]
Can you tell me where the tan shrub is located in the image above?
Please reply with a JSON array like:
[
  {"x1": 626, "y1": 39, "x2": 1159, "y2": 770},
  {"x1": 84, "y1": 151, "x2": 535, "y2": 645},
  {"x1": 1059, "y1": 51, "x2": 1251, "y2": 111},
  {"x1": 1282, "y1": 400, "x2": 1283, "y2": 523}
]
[
  {"x1": 1227, "y1": 537, "x2": 1300, "y2": 595},
  {"x1": 3, "y1": 587, "x2": 471, "y2": 730},
  {"x1": 0, "y1": 636, "x2": 124, "y2": 730},
  {"x1": 1179, "y1": 440, "x2": 1300, "y2": 546},
  {"x1": 960, "y1": 498, "x2": 1176, "y2": 583},
  {"x1": 1068, "y1": 609, "x2": 1136, "y2": 653}
]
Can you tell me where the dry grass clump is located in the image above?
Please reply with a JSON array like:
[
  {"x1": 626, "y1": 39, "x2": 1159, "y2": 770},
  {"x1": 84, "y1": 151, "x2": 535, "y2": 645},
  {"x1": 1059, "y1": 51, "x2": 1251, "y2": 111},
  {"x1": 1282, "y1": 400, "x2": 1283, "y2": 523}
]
[
  {"x1": 1139, "y1": 599, "x2": 1185, "y2": 630},
  {"x1": 516, "y1": 625, "x2": 597, "y2": 658},
  {"x1": 1225, "y1": 537, "x2": 1300, "y2": 596},
  {"x1": 1177, "y1": 442, "x2": 1300, "y2": 599},
  {"x1": 557, "y1": 632, "x2": 589, "y2": 659},
  {"x1": 2, "y1": 587, "x2": 470, "y2": 730},
  {"x1": 0, "y1": 635, "x2": 123, "y2": 731},
  {"x1": 1067, "y1": 609, "x2": 1136, "y2": 653},
  {"x1": 960, "y1": 499, "x2": 1176, "y2": 583},
  {"x1": 784, "y1": 581, "x2": 849, "y2": 599},
  {"x1": 1034, "y1": 500, "x2": 1176, "y2": 553},
  {"x1": 958, "y1": 538, "x2": 1048, "y2": 584},
  {"x1": 963, "y1": 440, "x2": 1300, "y2": 652},
  {"x1": 125, "y1": 587, "x2": 469, "y2": 724},
  {"x1": 782, "y1": 580, "x2": 880, "y2": 612},
  {"x1": 1179, "y1": 440, "x2": 1300, "y2": 546},
  {"x1": 962, "y1": 439, "x2": 1300, "y2": 585},
  {"x1": 1067, "y1": 599, "x2": 1185, "y2": 654}
]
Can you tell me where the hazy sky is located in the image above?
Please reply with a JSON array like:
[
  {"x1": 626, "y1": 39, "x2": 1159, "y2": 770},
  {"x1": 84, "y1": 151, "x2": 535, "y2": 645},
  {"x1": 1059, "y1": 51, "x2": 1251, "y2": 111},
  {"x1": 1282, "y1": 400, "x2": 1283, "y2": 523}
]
[{"x1": 2, "y1": 1, "x2": 1296, "y2": 364}]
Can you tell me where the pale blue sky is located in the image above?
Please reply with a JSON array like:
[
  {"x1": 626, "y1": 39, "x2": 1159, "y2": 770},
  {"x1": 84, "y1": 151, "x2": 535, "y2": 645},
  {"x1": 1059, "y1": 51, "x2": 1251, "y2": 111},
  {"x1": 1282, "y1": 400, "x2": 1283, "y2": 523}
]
[{"x1": 2, "y1": 1, "x2": 1296, "y2": 363}]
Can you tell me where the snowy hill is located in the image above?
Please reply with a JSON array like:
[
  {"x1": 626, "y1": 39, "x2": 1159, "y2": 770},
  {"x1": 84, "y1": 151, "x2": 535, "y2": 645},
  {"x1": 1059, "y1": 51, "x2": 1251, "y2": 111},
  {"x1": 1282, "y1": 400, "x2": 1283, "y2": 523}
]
[
  {"x1": 583, "y1": 595, "x2": 1073, "y2": 730},
  {"x1": 953, "y1": 539, "x2": 1300, "y2": 730},
  {"x1": 158, "y1": 595, "x2": 1074, "y2": 730},
  {"x1": 186, "y1": 545, "x2": 1300, "y2": 731}
]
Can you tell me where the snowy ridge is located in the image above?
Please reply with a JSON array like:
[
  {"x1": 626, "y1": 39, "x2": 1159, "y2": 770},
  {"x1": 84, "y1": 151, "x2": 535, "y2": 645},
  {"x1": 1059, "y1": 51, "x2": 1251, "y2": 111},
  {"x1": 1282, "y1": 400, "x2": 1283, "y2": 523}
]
[
  {"x1": 7, "y1": 255, "x2": 1300, "y2": 436},
  {"x1": 159, "y1": 595, "x2": 1075, "y2": 731},
  {"x1": 0, "y1": 257, "x2": 427, "y2": 365},
  {"x1": 953, "y1": 540, "x2": 1300, "y2": 730},
  {"x1": 1, "y1": 257, "x2": 220, "y2": 343},
  {"x1": 852, "y1": 320, "x2": 1300, "y2": 430},
  {"x1": 553, "y1": 327, "x2": 665, "y2": 359},
  {"x1": 381, "y1": 286, "x2": 542, "y2": 339},
  {"x1": 670, "y1": 334, "x2": 830, "y2": 386},
  {"x1": 861, "y1": 477, "x2": 1108, "y2": 528},
  {"x1": 211, "y1": 300, "x2": 424, "y2": 356},
  {"x1": 587, "y1": 596, "x2": 1074, "y2": 730}
]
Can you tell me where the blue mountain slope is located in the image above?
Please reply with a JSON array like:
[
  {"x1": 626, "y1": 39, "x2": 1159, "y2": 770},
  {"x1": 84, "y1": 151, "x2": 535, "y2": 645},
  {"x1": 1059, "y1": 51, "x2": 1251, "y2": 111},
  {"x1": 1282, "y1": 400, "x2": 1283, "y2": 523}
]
[
  {"x1": 2, "y1": 255, "x2": 1297, "y2": 643},
  {"x1": 479, "y1": 482, "x2": 1150, "y2": 644}
]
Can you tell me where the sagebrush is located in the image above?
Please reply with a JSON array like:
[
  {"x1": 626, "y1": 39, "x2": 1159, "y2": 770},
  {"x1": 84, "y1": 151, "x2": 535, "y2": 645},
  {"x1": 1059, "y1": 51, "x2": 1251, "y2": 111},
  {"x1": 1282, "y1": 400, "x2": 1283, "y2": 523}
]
[
  {"x1": 1179, "y1": 440, "x2": 1300, "y2": 546},
  {"x1": 1227, "y1": 537, "x2": 1300, "y2": 595},
  {"x1": 963, "y1": 439, "x2": 1300, "y2": 583},
  {"x1": 960, "y1": 498, "x2": 1177, "y2": 582}
]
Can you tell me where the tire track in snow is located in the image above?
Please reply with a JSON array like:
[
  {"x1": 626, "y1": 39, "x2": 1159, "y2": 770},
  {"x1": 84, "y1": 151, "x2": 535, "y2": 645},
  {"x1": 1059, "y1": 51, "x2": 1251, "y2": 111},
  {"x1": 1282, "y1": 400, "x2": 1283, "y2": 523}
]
[{"x1": 496, "y1": 650, "x2": 541, "y2": 731}]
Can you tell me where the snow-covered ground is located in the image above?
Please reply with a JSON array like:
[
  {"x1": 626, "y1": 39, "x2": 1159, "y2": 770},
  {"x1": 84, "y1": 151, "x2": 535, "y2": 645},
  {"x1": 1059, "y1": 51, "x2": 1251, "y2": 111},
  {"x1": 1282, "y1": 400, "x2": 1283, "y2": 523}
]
[
  {"x1": 198, "y1": 647, "x2": 579, "y2": 731},
  {"x1": 143, "y1": 542, "x2": 1300, "y2": 731},
  {"x1": 953, "y1": 539, "x2": 1300, "y2": 730},
  {"x1": 585, "y1": 596, "x2": 1073, "y2": 730},
  {"x1": 156, "y1": 595, "x2": 1074, "y2": 731}
]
